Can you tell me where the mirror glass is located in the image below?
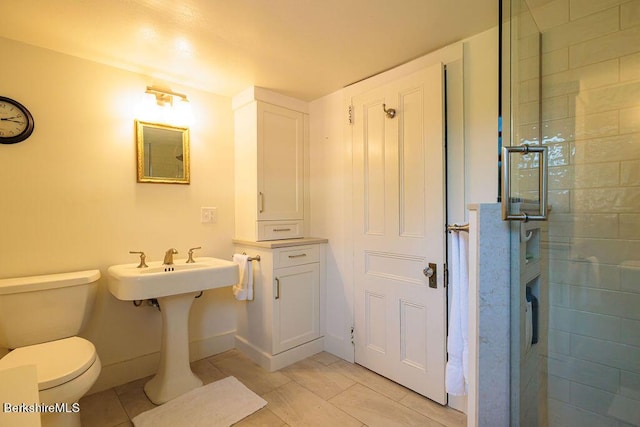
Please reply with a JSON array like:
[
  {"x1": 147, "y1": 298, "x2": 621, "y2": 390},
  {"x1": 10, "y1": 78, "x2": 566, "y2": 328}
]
[{"x1": 135, "y1": 120, "x2": 190, "y2": 184}]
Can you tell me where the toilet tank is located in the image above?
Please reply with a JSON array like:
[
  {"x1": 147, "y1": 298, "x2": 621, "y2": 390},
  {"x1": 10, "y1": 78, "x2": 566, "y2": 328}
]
[{"x1": 0, "y1": 270, "x2": 100, "y2": 349}]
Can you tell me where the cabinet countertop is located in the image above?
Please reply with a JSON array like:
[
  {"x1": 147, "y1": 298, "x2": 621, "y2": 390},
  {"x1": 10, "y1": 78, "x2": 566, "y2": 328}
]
[{"x1": 233, "y1": 237, "x2": 328, "y2": 249}]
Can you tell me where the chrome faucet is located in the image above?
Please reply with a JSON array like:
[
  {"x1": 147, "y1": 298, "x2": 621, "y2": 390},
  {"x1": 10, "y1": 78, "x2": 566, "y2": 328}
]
[{"x1": 163, "y1": 248, "x2": 178, "y2": 265}]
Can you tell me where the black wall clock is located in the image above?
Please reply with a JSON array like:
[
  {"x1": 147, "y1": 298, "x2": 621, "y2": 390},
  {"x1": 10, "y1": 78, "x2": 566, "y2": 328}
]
[{"x1": 0, "y1": 96, "x2": 35, "y2": 144}]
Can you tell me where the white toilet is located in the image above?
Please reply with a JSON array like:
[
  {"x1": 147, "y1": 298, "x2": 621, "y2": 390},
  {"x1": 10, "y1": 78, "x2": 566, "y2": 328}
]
[{"x1": 0, "y1": 270, "x2": 102, "y2": 427}]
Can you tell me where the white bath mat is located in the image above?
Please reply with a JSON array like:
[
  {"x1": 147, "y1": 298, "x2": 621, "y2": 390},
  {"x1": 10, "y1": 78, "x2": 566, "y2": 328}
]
[{"x1": 132, "y1": 376, "x2": 267, "y2": 427}]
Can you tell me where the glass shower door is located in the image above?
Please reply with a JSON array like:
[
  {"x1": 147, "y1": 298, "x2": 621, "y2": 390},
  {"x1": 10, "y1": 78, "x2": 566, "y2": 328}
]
[{"x1": 504, "y1": 0, "x2": 640, "y2": 425}]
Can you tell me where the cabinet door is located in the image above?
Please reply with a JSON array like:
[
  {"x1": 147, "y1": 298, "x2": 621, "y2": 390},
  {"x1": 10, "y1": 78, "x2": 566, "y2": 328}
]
[
  {"x1": 257, "y1": 103, "x2": 304, "y2": 221},
  {"x1": 273, "y1": 263, "x2": 319, "y2": 354}
]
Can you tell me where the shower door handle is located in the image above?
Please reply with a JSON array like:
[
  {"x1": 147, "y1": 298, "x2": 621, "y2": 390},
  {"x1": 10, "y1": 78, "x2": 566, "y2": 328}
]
[{"x1": 501, "y1": 144, "x2": 548, "y2": 221}]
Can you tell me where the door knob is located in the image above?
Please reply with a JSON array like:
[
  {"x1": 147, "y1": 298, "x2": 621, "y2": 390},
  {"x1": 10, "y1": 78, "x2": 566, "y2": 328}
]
[{"x1": 423, "y1": 263, "x2": 437, "y2": 288}]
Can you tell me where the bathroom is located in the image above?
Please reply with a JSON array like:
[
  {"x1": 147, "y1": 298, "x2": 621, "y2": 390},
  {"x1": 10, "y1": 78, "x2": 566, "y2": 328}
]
[{"x1": 0, "y1": 0, "x2": 639, "y2": 426}]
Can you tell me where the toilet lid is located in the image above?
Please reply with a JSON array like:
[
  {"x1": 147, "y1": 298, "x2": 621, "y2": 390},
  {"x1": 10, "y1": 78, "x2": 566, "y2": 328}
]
[{"x1": 0, "y1": 337, "x2": 97, "y2": 390}]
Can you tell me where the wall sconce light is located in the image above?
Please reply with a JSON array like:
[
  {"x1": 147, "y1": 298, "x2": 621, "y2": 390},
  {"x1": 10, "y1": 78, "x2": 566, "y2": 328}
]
[
  {"x1": 145, "y1": 86, "x2": 189, "y2": 106},
  {"x1": 137, "y1": 85, "x2": 193, "y2": 126}
]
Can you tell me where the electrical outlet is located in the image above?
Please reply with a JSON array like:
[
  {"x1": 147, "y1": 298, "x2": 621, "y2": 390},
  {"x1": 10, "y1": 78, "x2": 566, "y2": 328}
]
[{"x1": 200, "y1": 207, "x2": 217, "y2": 223}]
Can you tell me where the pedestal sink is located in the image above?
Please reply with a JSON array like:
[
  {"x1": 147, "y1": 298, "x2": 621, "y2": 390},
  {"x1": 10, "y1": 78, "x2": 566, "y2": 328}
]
[{"x1": 107, "y1": 257, "x2": 239, "y2": 404}]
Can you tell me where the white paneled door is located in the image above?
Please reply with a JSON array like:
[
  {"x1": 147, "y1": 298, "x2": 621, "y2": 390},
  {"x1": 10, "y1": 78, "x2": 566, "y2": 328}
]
[{"x1": 352, "y1": 63, "x2": 446, "y2": 404}]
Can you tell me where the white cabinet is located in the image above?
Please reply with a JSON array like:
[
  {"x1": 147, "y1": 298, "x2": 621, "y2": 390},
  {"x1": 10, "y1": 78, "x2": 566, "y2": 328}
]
[
  {"x1": 233, "y1": 87, "x2": 309, "y2": 241},
  {"x1": 273, "y1": 262, "x2": 320, "y2": 354},
  {"x1": 257, "y1": 103, "x2": 304, "y2": 221},
  {"x1": 234, "y1": 239, "x2": 326, "y2": 371}
]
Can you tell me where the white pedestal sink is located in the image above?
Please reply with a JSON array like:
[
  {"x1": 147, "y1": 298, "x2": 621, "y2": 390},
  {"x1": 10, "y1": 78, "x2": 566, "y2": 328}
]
[{"x1": 107, "y1": 257, "x2": 239, "y2": 404}]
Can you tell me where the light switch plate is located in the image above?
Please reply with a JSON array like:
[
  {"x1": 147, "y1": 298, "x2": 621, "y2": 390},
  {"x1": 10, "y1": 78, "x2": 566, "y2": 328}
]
[{"x1": 201, "y1": 207, "x2": 217, "y2": 223}]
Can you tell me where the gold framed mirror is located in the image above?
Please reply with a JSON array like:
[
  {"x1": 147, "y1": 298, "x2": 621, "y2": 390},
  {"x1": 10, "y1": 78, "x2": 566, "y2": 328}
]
[{"x1": 135, "y1": 120, "x2": 190, "y2": 184}]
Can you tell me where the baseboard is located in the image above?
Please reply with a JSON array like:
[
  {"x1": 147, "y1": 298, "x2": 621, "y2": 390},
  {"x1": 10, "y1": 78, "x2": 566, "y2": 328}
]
[
  {"x1": 323, "y1": 333, "x2": 354, "y2": 362},
  {"x1": 88, "y1": 331, "x2": 236, "y2": 394},
  {"x1": 234, "y1": 335, "x2": 324, "y2": 371},
  {"x1": 234, "y1": 336, "x2": 274, "y2": 369},
  {"x1": 89, "y1": 352, "x2": 160, "y2": 395},
  {"x1": 448, "y1": 394, "x2": 467, "y2": 414},
  {"x1": 189, "y1": 330, "x2": 236, "y2": 361}
]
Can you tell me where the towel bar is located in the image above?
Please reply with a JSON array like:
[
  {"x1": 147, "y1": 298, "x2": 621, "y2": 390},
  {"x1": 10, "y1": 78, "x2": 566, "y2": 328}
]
[
  {"x1": 235, "y1": 252, "x2": 261, "y2": 262},
  {"x1": 446, "y1": 223, "x2": 469, "y2": 233}
]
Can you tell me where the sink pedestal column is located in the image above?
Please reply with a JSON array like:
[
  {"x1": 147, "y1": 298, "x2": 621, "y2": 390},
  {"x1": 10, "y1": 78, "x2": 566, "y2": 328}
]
[{"x1": 144, "y1": 291, "x2": 203, "y2": 404}]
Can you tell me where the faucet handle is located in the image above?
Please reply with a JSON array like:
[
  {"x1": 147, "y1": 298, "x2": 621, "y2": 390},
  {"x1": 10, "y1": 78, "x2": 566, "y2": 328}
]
[
  {"x1": 129, "y1": 251, "x2": 148, "y2": 268},
  {"x1": 186, "y1": 246, "x2": 202, "y2": 263}
]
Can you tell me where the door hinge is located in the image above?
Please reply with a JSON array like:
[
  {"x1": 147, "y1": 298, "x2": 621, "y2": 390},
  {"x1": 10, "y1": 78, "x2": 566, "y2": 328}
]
[
  {"x1": 350, "y1": 325, "x2": 355, "y2": 345},
  {"x1": 348, "y1": 105, "x2": 354, "y2": 125},
  {"x1": 444, "y1": 263, "x2": 448, "y2": 288}
]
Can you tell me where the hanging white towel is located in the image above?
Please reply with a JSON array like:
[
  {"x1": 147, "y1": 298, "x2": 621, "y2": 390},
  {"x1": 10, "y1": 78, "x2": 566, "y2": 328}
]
[
  {"x1": 445, "y1": 231, "x2": 469, "y2": 396},
  {"x1": 232, "y1": 254, "x2": 254, "y2": 301}
]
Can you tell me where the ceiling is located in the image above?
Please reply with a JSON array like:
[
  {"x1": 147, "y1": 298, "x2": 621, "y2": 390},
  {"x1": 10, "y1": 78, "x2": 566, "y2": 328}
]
[{"x1": 1, "y1": 0, "x2": 497, "y2": 101}]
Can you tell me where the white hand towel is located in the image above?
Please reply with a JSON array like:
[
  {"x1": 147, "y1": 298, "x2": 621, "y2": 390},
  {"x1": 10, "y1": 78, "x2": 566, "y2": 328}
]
[
  {"x1": 445, "y1": 231, "x2": 469, "y2": 396},
  {"x1": 232, "y1": 254, "x2": 253, "y2": 301}
]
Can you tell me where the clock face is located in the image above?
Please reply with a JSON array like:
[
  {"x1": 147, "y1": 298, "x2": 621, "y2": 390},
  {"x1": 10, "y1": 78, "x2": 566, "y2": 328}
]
[{"x1": 0, "y1": 96, "x2": 34, "y2": 144}]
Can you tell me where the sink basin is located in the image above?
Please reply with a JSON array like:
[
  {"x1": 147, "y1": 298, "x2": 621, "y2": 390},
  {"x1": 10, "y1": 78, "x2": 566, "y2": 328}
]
[
  {"x1": 107, "y1": 256, "x2": 240, "y2": 404},
  {"x1": 107, "y1": 257, "x2": 239, "y2": 300}
]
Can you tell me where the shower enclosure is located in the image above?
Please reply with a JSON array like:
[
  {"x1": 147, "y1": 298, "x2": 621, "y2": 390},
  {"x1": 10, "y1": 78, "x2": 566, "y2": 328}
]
[{"x1": 503, "y1": 0, "x2": 640, "y2": 425}]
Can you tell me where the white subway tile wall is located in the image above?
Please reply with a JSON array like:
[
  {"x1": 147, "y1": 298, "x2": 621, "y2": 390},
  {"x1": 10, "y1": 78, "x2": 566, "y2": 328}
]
[{"x1": 533, "y1": 0, "x2": 640, "y2": 424}]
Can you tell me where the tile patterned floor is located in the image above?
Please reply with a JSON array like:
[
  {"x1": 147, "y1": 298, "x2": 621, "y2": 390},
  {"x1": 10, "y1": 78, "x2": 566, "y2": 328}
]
[{"x1": 79, "y1": 350, "x2": 466, "y2": 427}]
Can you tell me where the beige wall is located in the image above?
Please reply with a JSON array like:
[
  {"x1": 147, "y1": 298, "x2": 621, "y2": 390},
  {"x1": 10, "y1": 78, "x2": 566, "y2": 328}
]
[{"x1": 0, "y1": 37, "x2": 237, "y2": 391}]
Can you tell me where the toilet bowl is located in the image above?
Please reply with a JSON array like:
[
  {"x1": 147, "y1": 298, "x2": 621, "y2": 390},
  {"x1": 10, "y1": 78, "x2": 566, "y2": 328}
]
[
  {"x1": 0, "y1": 270, "x2": 102, "y2": 427},
  {"x1": 0, "y1": 337, "x2": 102, "y2": 427}
]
